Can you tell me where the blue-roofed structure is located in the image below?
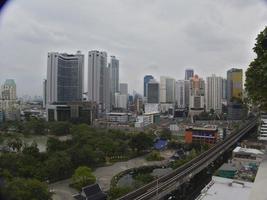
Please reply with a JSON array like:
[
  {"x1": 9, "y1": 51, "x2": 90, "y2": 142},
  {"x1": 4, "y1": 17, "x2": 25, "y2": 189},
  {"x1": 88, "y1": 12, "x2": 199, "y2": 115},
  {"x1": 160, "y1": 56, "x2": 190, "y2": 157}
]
[{"x1": 154, "y1": 139, "x2": 168, "y2": 150}]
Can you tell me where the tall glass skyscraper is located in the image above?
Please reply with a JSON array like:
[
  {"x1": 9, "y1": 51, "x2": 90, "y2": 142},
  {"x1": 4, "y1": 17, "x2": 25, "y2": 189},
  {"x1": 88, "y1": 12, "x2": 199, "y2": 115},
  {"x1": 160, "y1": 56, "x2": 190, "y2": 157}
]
[
  {"x1": 46, "y1": 51, "x2": 84, "y2": 104},
  {"x1": 185, "y1": 69, "x2": 194, "y2": 80},
  {"x1": 144, "y1": 75, "x2": 154, "y2": 97}
]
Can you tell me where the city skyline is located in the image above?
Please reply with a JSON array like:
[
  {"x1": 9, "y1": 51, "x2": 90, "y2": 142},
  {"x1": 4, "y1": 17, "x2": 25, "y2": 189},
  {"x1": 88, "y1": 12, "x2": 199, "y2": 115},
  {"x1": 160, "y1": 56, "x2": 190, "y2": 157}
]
[{"x1": 0, "y1": 0, "x2": 266, "y2": 96}]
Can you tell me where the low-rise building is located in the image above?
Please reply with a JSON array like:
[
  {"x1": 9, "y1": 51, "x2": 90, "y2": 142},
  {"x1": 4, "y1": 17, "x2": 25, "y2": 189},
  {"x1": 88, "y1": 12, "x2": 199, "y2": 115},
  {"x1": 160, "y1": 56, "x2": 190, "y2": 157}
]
[
  {"x1": 185, "y1": 125, "x2": 219, "y2": 144},
  {"x1": 106, "y1": 112, "x2": 129, "y2": 123},
  {"x1": 232, "y1": 146, "x2": 264, "y2": 169}
]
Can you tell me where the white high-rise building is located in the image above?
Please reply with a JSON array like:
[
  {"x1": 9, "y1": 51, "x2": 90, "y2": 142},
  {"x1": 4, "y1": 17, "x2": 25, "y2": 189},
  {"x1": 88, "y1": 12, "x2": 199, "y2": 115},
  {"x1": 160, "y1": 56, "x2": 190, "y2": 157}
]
[
  {"x1": 43, "y1": 79, "x2": 47, "y2": 108},
  {"x1": 115, "y1": 92, "x2": 128, "y2": 109},
  {"x1": 109, "y1": 56, "x2": 119, "y2": 107},
  {"x1": 206, "y1": 74, "x2": 223, "y2": 113},
  {"x1": 160, "y1": 76, "x2": 176, "y2": 103},
  {"x1": 175, "y1": 80, "x2": 186, "y2": 108},
  {"x1": 47, "y1": 51, "x2": 84, "y2": 104},
  {"x1": 88, "y1": 50, "x2": 110, "y2": 112}
]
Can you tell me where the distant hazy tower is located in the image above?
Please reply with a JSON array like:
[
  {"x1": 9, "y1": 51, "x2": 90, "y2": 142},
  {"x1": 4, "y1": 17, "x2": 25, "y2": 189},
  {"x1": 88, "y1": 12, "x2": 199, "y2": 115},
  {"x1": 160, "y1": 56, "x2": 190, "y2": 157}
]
[
  {"x1": 46, "y1": 51, "x2": 84, "y2": 104},
  {"x1": 176, "y1": 80, "x2": 186, "y2": 108},
  {"x1": 147, "y1": 79, "x2": 160, "y2": 103},
  {"x1": 120, "y1": 83, "x2": 128, "y2": 95},
  {"x1": 144, "y1": 75, "x2": 154, "y2": 98},
  {"x1": 1, "y1": 79, "x2": 16, "y2": 100},
  {"x1": 109, "y1": 56, "x2": 119, "y2": 107},
  {"x1": 206, "y1": 74, "x2": 223, "y2": 113},
  {"x1": 185, "y1": 69, "x2": 194, "y2": 80},
  {"x1": 88, "y1": 50, "x2": 110, "y2": 112},
  {"x1": 160, "y1": 76, "x2": 176, "y2": 103},
  {"x1": 227, "y1": 68, "x2": 243, "y2": 103},
  {"x1": 43, "y1": 79, "x2": 47, "y2": 108}
]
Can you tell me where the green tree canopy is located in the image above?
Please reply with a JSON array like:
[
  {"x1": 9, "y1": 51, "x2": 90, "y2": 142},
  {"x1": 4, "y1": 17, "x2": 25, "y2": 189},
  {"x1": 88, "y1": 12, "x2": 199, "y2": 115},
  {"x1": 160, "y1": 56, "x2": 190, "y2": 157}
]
[
  {"x1": 71, "y1": 166, "x2": 96, "y2": 191},
  {"x1": 2, "y1": 178, "x2": 52, "y2": 200},
  {"x1": 246, "y1": 26, "x2": 267, "y2": 110}
]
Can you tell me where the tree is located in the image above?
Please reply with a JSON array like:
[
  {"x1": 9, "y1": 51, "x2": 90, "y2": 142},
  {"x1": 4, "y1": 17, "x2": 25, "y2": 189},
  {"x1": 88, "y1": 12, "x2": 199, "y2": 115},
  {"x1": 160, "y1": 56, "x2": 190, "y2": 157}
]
[
  {"x1": 129, "y1": 133, "x2": 153, "y2": 152},
  {"x1": 2, "y1": 178, "x2": 52, "y2": 200},
  {"x1": 246, "y1": 26, "x2": 267, "y2": 110},
  {"x1": 7, "y1": 137, "x2": 23, "y2": 152},
  {"x1": 49, "y1": 121, "x2": 71, "y2": 136},
  {"x1": 71, "y1": 166, "x2": 96, "y2": 190}
]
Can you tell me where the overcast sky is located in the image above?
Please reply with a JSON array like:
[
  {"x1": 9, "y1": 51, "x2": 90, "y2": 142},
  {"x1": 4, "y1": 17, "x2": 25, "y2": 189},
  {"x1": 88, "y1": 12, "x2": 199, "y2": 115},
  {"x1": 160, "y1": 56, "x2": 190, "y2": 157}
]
[{"x1": 0, "y1": 0, "x2": 266, "y2": 97}]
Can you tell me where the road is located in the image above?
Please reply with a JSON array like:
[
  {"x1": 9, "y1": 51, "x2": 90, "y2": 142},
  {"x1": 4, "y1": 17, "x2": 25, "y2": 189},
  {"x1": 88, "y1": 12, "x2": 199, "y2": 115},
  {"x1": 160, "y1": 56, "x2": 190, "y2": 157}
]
[{"x1": 49, "y1": 150, "x2": 174, "y2": 199}]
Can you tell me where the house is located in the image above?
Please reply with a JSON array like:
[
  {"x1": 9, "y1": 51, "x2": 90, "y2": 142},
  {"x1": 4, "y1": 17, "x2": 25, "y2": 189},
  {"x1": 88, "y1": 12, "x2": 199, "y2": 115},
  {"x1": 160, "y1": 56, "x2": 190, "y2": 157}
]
[{"x1": 73, "y1": 184, "x2": 107, "y2": 200}]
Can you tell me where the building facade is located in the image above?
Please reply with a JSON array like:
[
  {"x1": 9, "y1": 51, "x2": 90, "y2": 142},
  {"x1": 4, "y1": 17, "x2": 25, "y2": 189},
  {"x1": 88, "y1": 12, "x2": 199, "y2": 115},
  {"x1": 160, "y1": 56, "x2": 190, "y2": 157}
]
[
  {"x1": 185, "y1": 69, "x2": 194, "y2": 80},
  {"x1": 189, "y1": 75, "x2": 205, "y2": 115},
  {"x1": 109, "y1": 56, "x2": 119, "y2": 108},
  {"x1": 206, "y1": 74, "x2": 223, "y2": 113},
  {"x1": 143, "y1": 75, "x2": 154, "y2": 98},
  {"x1": 227, "y1": 68, "x2": 243, "y2": 103},
  {"x1": 176, "y1": 80, "x2": 186, "y2": 108},
  {"x1": 160, "y1": 76, "x2": 176, "y2": 103},
  {"x1": 47, "y1": 52, "x2": 84, "y2": 104},
  {"x1": 88, "y1": 50, "x2": 110, "y2": 112},
  {"x1": 147, "y1": 79, "x2": 159, "y2": 103}
]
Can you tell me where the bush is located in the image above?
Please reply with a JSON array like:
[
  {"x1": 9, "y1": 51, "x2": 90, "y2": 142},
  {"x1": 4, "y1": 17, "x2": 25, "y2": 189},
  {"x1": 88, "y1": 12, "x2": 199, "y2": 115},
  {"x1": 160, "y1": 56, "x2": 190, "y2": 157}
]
[{"x1": 146, "y1": 151, "x2": 164, "y2": 161}]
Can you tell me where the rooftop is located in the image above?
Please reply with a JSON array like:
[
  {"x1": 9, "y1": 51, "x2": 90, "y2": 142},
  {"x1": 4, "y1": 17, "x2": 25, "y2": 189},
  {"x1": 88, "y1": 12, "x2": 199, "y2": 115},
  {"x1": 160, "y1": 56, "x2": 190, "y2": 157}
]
[
  {"x1": 249, "y1": 150, "x2": 267, "y2": 200},
  {"x1": 196, "y1": 176, "x2": 253, "y2": 200},
  {"x1": 233, "y1": 147, "x2": 264, "y2": 155}
]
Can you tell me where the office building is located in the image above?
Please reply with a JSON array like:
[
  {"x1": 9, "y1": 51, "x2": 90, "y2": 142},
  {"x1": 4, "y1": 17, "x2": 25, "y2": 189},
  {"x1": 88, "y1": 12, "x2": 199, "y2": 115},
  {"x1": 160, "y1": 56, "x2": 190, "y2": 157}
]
[
  {"x1": 160, "y1": 76, "x2": 176, "y2": 103},
  {"x1": 0, "y1": 79, "x2": 20, "y2": 121},
  {"x1": 120, "y1": 83, "x2": 128, "y2": 95},
  {"x1": 189, "y1": 75, "x2": 205, "y2": 115},
  {"x1": 176, "y1": 80, "x2": 186, "y2": 108},
  {"x1": 185, "y1": 69, "x2": 194, "y2": 80},
  {"x1": 227, "y1": 68, "x2": 243, "y2": 102},
  {"x1": 144, "y1": 75, "x2": 154, "y2": 98},
  {"x1": 1, "y1": 79, "x2": 16, "y2": 100},
  {"x1": 88, "y1": 50, "x2": 110, "y2": 112},
  {"x1": 43, "y1": 79, "x2": 47, "y2": 108},
  {"x1": 47, "y1": 51, "x2": 84, "y2": 104},
  {"x1": 185, "y1": 125, "x2": 218, "y2": 144},
  {"x1": 206, "y1": 74, "x2": 223, "y2": 113},
  {"x1": 115, "y1": 92, "x2": 127, "y2": 109},
  {"x1": 147, "y1": 79, "x2": 159, "y2": 103},
  {"x1": 109, "y1": 56, "x2": 119, "y2": 107},
  {"x1": 184, "y1": 80, "x2": 190, "y2": 107},
  {"x1": 222, "y1": 78, "x2": 227, "y2": 100}
]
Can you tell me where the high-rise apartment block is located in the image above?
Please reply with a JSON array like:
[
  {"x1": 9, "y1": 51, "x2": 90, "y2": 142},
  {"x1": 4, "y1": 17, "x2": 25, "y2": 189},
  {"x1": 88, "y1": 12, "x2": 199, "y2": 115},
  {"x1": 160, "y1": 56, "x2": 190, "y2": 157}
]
[
  {"x1": 227, "y1": 68, "x2": 243, "y2": 102},
  {"x1": 206, "y1": 74, "x2": 223, "y2": 113},
  {"x1": 160, "y1": 76, "x2": 176, "y2": 103},
  {"x1": 176, "y1": 80, "x2": 186, "y2": 108}
]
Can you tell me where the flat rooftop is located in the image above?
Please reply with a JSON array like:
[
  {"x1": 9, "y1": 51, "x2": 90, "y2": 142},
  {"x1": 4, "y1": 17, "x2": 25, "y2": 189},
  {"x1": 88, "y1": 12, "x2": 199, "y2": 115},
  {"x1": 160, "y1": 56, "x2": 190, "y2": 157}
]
[
  {"x1": 233, "y1": 146, "x2": 264, "y2": 155},
  {"x1": 249, "y1": 149, "x2": 267, "y2": 200},
  {"x1": 196, "y1": 176, "x2": 253, "y2": 200}
]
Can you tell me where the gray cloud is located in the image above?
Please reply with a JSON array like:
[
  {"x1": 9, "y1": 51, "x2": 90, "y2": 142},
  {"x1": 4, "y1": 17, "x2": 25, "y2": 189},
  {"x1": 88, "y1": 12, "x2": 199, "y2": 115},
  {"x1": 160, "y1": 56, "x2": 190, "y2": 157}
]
[{"x1": 0, "y1": 0, "x2": 266, "y2": 96}]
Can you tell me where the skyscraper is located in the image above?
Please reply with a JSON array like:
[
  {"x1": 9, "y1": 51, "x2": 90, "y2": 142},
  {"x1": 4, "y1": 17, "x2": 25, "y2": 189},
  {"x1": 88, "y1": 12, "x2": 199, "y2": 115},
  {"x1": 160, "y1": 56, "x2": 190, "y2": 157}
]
[
  {"x1": 88, "y1": 50, "x2": 110, "y2": 112},
  {"x1": 222, "y1": 78, "x2": 227, "y2": 100},
  {"x1": 147, "y1": 79, "x2": 159, "y2": 103},
  {"x1": 109, "y1": 56, "x2": 119, "y2": 107},
  {"x1": 227, "y1": 68, "x2": 243, "y2": 102},
  {"x1": 160, "y1": 76, "x2": 176, "y2": 103},
  {"x1": 120, "y1": 83, "x2": 128, "y2": 95},
  {"x1": 206, "y1": 74, "x2": 223, "y2": 113},
  {"x1": 184, "y1": 80, "x2": 190, "y2": 107},
  {"x1": 189, "y1": 75, "x2": 205, "y2": 115},
  {"x1": 1, "y1": 79, "x2": 16, "y2": 100},
  {"x1": 176, "y1": 80, "x2": 186, "y2": 108},
  {"x1": 144, "y1": 75, "x2": 154, "y2": 98},
  {"x1": 47, "y1": 51, "x2": 84, "y2": 104},
  {"x1": 185, "y1": 69, "x2": 194, "y2": 80},
  {"x1": 43, "y1": 79, "x2": 47, "y2": 108}
]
